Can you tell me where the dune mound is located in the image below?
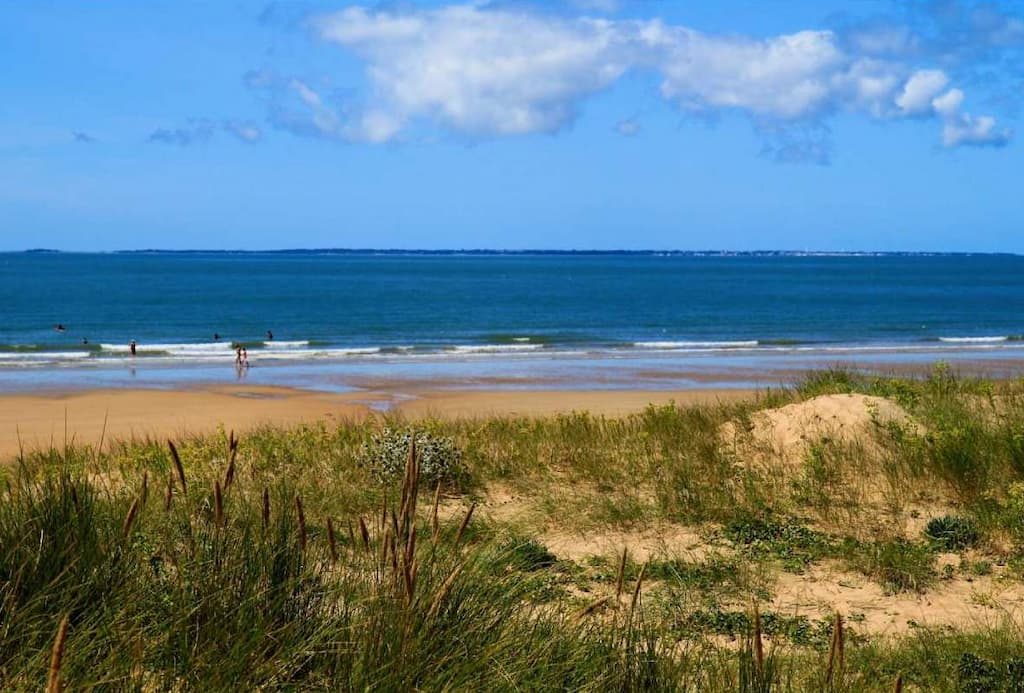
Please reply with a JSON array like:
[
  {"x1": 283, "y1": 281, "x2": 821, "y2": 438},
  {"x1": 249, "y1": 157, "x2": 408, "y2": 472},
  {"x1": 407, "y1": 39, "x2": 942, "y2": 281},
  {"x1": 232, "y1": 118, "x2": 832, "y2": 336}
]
[{"x1": 722, "y1": 394, "x2": 918, "y2": 465}]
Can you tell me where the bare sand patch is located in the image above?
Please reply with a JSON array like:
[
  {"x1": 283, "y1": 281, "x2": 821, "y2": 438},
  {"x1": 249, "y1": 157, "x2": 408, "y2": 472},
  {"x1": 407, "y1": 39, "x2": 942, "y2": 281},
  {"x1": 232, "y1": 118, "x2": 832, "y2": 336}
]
[
  {"x1": 721, "y1": 393, "x2": 919, "y2": 466},
  {"x1": 0, "y1": 387, "x2": 372, "y2": 459},
  {"x1": 772, "y1": 560, "x2": 1024, "y2": 636},
  {"x1": 542, "y1": 524, "x2": 712, "y2": 564}
]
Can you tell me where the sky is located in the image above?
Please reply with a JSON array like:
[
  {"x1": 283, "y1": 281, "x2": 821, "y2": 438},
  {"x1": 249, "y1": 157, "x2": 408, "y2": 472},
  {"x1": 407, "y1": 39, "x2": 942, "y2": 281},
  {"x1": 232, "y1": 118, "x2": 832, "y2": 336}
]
[{"x1": 1, "y1": 0, "x2": 1022, "y2": 252}]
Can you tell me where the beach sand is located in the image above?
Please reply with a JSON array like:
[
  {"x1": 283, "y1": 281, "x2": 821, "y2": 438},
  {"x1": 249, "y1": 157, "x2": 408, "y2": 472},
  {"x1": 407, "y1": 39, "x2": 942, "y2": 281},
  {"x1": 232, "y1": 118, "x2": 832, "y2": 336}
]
[{"x1": 0, "y1": 385, "x2": 755, "y2": 459}]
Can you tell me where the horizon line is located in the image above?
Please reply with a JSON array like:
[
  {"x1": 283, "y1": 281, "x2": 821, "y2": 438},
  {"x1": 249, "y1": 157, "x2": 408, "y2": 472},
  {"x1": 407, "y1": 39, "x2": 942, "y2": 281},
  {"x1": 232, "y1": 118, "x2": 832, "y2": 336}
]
[{"x1": 8, "y1": 248, "x2": 1022, "y2": 257}]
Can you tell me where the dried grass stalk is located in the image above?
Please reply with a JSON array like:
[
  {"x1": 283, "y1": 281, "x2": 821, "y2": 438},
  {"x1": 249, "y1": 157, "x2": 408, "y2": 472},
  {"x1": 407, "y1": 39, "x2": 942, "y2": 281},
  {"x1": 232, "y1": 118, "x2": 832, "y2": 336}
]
[
  {"x1": 826, "y1": 612, "x2": 844, "y2": 685},
  {"x1": 358, "y1": 516, "x2": 370, "y2": 550},
  {"x1": 629, "y1": 560, "x2": 648, "y2": 616},
  {"x1": 168, "y1": 440, "x2": 186, "y2": 494},
  {"x1": 455, "y1": 503, "x2": 476, "y2": 547},
  {"x1": 46, "y1": 613, "x2": 70, "y2": 693},
  {"x1": 327, "y1": 517, "x2": 339, "y2": 563},
  {"x1": 122, "y1": 498, "x2": 140, "y2": 538},
  {"x1": 295, "y1": 494, "x2": 307, "y2": 552},
  {"x1": 576, "y1": 596, "x2": 611, "y2": 621},
  {"x1": 615, "y1": 548, "x2": 628, "y2": 601},
  {"x1": 427, "y1": 562, "x2": 464, "y2": 619},
  {"x1": 753, "y1": 606, "x2": 765, "y2": 676}
]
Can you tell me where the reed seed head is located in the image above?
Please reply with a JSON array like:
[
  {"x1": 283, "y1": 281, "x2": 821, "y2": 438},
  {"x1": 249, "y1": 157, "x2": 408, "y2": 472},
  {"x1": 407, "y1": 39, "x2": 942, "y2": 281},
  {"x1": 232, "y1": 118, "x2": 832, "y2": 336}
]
[
  {"x1": 46, "y1": 614, "x2": 70, "y2": 693},
  {"x1": 168, "y1": 440, "x2": 186, "y2": 495}
]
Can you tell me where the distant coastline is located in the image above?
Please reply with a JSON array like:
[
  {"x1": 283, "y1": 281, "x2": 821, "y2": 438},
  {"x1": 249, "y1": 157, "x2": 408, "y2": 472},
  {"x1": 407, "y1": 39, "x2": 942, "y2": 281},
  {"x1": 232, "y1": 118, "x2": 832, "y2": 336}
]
[{"x1": 12, "y1": 248, "x2": 1022, "y2": 257}]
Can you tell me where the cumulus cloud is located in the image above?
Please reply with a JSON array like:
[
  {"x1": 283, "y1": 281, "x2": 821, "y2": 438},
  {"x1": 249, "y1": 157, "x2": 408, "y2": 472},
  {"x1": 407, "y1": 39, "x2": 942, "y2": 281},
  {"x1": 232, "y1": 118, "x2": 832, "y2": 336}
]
[
  {"x1": 895, "y1": 69, "x2": 949, "y2": 114},
  {"x1": 148, "y1": 119, "x2": 262, "y2": 145},
  {"x1": 251, "y1": 2, "x2": 1011, "y2": 155},
  {"x1": 942, "y1": 112, "x2": 1011, "y2": 147},
  {"x1": 310, "y1": 6, "x2": 638, "y2": 139},
  {"x1": 932, "y1": 87, "x2": 965, "y2": 116}
]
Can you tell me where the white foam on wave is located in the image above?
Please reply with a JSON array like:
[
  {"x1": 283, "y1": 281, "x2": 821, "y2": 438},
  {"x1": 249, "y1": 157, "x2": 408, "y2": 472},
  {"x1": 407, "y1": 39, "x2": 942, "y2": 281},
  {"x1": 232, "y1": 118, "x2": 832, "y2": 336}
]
[
  {"x1": 254, "y1": 347, "x2": 381, "y2": 360},
  {"x1": 0, "y1": 351, "x2": 92, "y2": 362},
  {"x1": 634, "y1": 340, "x2": 759, "y2": 350},
  {"x1": 770, "y1": 342, "x2": 1019, "y2": 353},
  {"x1": 100, "y1": 342, "x2": 234, "y2": 354},
  {"x1": 264, "y1": 340, "x2": 309, "y2": 349},
  {"x1": 938, "y1": 336, "x2": 1008, "y2": 344},
  {"x1": 450, "y1": 344, "x2": 544, "y2": 354}
]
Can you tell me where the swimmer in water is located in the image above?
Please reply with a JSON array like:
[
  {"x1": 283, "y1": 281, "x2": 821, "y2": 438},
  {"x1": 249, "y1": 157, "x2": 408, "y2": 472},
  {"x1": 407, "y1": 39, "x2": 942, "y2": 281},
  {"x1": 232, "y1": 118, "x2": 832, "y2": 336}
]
[
  {"x1": 54, "y1": 324, "x2": 66, "y2": 333},
  {"x1": 266, "y1": 330, "x2": 274, "y2": 341},
  {"x1": 213, "y1": 333, "x2": 221, "y2": 341}
]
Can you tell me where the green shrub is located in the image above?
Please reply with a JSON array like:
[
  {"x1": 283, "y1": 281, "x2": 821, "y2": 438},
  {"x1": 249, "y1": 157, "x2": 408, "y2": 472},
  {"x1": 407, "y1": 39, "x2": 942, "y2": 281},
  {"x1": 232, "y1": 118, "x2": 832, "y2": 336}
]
[
  {"x1": 359, "y1": 427, "x2": 464, "y2": 486},
  {"x1": 645, "y1": 554, "x2": 743, "y2": 592},
  {"x1": 850, "y1": 538, "x2": 935, "y2": 594},
  {"x1": 1000, "y1": 483, "x2": 1024, "y2": 544},
  {"x1": 724, "y1": 513, "x2": 834, "y2": 571},
  {"x1": 925, "y1": 515, "x2": 980, "y2": 551},
  {"x1": 495, "y1": 535, "x2": 558, "y2": 572}
]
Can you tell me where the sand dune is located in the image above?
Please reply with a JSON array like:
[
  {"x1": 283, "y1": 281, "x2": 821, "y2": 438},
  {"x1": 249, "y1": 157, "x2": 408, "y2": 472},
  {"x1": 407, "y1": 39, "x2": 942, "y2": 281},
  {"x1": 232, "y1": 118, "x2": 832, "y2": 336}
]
[{"x1": 721, "y1": 393, "x2": 920, "y2": 465}]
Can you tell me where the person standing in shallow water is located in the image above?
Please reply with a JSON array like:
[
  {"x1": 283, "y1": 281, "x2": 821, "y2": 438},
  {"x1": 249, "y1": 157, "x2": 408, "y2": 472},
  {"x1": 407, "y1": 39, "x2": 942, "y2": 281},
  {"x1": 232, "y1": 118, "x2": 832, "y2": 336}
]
[
  {"x1": 129, "y1": 340, "x2": 137, "y2": 356},
  {"x1": 266, "y1": 330, "x2": 273, "y2": 341}
]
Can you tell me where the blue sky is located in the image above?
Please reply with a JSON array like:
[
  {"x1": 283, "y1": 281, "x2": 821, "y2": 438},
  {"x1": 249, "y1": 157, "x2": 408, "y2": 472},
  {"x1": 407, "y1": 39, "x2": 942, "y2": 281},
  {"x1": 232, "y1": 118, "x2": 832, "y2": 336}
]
[{"x1": 1, "y1": 0, "x2": 1022, "y2": 251}]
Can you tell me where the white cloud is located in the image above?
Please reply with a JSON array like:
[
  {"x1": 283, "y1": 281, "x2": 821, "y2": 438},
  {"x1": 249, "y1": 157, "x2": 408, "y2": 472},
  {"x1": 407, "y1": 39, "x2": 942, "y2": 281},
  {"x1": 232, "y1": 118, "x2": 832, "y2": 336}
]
[
  {"x1": 932, "y1": 88, "x2": 964, "y2": 117},
  {"x1": 276, "y1": 3, "x2": 1011, "y2": 153},
  {"x1": 287, "y1": 79, "x2": 345, "y2": 137},
  {"x1": 895, "y1": 69, "x2": 949, "y2": 115},
  {"x1": 655, "y1": 29, "x2": 847, "y2": 119},
  {"x1": 942, "y1": 113, "x2": 1011, "y2": 147},
  {"x1": 843, "y1": 23, "x2": 919, "y2": 57},
  {"x1": 312, "y1": 6, "x2": 636, "y2": 137}
]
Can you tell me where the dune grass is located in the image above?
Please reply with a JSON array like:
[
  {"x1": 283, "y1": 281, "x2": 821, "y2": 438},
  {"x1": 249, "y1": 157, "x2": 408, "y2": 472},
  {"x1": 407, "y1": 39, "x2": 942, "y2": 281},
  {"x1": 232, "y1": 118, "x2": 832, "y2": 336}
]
[{"x1": 3, "y1": 364, "x2": 1024, "y2": 689}]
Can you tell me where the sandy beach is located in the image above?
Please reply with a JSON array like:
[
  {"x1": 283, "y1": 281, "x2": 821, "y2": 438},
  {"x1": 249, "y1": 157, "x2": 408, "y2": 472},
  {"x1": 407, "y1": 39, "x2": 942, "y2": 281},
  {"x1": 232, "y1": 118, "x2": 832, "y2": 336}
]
[{"x1": 0, "y1": 385, "x2": 756, "y2": 459}]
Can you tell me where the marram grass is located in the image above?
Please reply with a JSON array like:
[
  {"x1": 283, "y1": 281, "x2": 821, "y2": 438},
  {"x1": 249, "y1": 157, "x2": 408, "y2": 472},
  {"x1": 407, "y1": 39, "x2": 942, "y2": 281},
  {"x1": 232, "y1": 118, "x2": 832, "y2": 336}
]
[{"x1": 2, "y1": 366, "x2": 1024, "y2": 689}]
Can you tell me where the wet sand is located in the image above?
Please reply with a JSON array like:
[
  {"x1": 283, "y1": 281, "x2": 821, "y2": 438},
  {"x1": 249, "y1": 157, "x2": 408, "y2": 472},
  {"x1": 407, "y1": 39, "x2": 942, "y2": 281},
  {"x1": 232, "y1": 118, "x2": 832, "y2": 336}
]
[{"x1": 0, "y1": 385, "x2": 756, "y2": 459}]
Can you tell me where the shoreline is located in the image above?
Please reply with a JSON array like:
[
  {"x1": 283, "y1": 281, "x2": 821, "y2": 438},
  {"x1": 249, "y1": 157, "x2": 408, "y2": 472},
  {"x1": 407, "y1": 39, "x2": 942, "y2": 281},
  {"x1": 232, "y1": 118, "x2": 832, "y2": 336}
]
[
  {"x1": 1, "y1": 345, "x2": 1022, "y2": 397},
  {"x1": 2, "y1": 352, "x2": 1022, "y2": 460},
  {"x1": 0, "y1": 384, "x2": 757, "y2": 460}
]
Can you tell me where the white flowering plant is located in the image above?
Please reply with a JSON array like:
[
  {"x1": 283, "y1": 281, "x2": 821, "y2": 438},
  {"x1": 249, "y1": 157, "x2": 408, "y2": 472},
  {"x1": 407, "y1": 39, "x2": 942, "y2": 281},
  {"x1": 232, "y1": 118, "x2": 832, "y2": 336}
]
[{"x1": 359, "y1": 427, "x2": 465, "y2": 487}]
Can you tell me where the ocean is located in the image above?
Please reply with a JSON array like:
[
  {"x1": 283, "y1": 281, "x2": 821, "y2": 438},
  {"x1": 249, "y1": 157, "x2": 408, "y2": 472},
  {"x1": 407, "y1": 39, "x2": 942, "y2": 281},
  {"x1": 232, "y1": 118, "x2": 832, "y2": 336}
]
[{"x1": 2, "y1": 251, "x2": 1023, "y2": 391}]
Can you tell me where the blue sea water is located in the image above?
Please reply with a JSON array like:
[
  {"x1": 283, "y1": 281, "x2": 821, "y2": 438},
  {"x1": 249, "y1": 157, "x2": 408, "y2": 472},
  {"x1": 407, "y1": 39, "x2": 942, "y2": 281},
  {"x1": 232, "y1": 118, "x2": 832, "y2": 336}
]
[{"x1": 1, "y1": 251, "x2": 1023, "y2": 391}]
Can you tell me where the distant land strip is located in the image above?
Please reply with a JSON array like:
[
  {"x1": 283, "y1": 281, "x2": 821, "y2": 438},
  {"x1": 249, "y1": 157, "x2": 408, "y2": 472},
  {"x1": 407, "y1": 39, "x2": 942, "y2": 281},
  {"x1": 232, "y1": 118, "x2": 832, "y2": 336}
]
[{"x1": 15, "y1": 249, "x2": 1022, "y2": 257}]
